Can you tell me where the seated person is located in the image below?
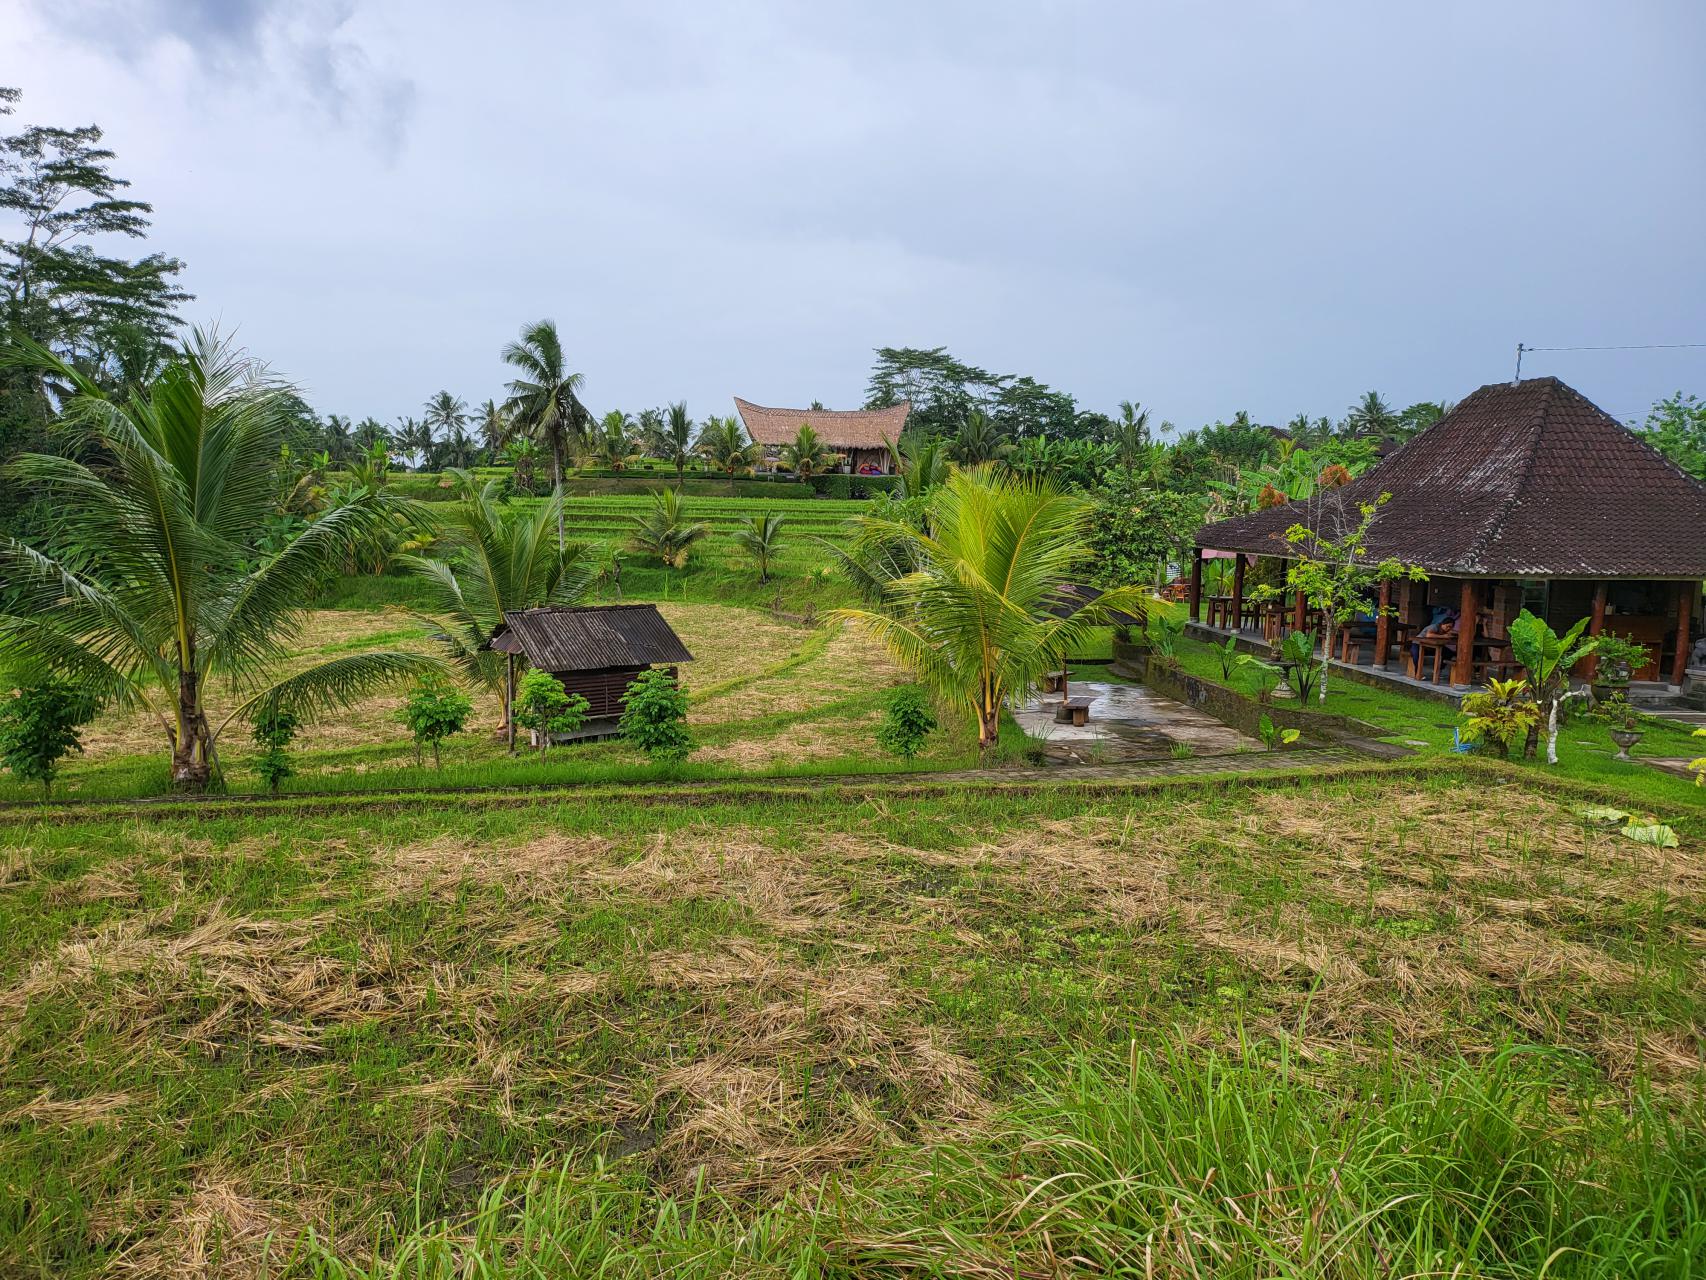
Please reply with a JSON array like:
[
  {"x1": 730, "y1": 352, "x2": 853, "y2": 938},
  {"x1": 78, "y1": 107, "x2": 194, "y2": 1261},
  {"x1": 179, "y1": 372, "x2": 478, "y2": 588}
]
[{"x1": 1409, "y1": 607, "x2": 1458, "y2": 668}]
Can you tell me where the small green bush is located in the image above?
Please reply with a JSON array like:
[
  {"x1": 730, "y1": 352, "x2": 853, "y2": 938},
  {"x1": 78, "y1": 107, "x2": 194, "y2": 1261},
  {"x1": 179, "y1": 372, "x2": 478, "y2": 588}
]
[
  {"x1": 808, "y1": 473, "x2": 854, "y2": 499},
  {"x1": 399, "y1": 676, "x2": 474, "y2": 767},
  {"x1": 618, "y1": 667, "x2": 693, "y2": 763},
  {"x1": 876, "y1": 685, "x2": 938, "y2": 758},
  {"x1": 249, "y1": 705, "x2": 301, "y2": 794},
  {"x1": 0, "y1": 680, "x2": 98, "y2": 797},
  {"x1": 513, "y1": 670, "x2": 590, "y2": 754}
]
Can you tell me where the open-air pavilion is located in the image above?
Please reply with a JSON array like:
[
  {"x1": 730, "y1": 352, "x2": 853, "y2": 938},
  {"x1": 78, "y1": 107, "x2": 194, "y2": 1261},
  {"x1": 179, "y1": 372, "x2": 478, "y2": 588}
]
[{"x1": 1187, "y1": 376, "x2": 1706, "y2": 698}]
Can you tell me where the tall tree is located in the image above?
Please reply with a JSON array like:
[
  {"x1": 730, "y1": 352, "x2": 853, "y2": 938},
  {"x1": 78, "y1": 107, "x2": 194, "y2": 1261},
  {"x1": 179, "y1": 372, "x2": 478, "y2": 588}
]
[
  {"x1": 1112, "y1": 400, "x2": 1150, "y2": 479},
  {"x1": 0, "y1": 331, "x2": 434, "y2": 790},
  {"x1": 423, "y1": 390, "x2": 469, "y2": 443},
  {"x1": 475, "y1": 398, "x2": 510, "y2": 458},
  {"x1": 1343, "y1": 391, "x2": 1400, "y2": 439},
  {"x1": 1641, "y1": 393, "x2": 1706, "y2": 481},
  {"x1": 502, "y1": 318, "x2": 588, "y2": 548},
  {"x1": 650, "y1": 400, "x2": 696, "y2": 488}
]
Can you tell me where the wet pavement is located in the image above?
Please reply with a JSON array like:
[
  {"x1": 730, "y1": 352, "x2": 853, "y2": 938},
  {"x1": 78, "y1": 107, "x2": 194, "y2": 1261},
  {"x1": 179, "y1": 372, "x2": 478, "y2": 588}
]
[{"x1": 1015, "y1": 680, "x2": 1259, "y2": 763}]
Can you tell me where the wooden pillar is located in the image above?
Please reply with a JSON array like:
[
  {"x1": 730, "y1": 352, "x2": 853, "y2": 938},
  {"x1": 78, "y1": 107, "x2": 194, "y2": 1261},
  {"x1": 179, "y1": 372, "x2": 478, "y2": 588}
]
[
  {"x1": 1451, "y1": 579, "x2": 1479, "y2": 687},
  {"x1": 1293, "y1": 587, "x2": 1307, "y2": 639},
  {"x1": 1188, "y1": 549, "x2": 1203, "y2": 622},
  {"x1": 1373, "y1": 578, "x2": 1392, "y2": 670},
  {"x1": 1674, "y1": 581, "x2": 1696, "y2": 685},
  {"x1": 506, "y1": 652, "x2": 517, "y2": 754},
  {"x1": 1230, "y1": 557, "x2": 1246, "y2": 633},
  {"x1": 1582, "y1": 582, "x2": 1608, "y2": 682}
]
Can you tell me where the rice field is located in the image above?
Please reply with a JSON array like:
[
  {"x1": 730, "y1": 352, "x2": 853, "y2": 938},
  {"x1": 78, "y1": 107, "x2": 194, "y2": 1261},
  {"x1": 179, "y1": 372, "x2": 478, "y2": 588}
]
[{"x1": 2, "y1": 772, "x2": 1702, "y2": 1276}]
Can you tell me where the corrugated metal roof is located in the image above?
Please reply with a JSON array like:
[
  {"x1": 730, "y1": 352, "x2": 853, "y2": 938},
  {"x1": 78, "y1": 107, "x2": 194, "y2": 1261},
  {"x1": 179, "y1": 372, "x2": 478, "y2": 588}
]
[
  {"x1": 1195, "y1": 377, "x2": 1706, "y2": 577},
  {"x1": 733, "y1": 397, "x2": 911, "y2": 450},
  {"x1": 493, "y1": 605, "x2": 694, "y2": 671}
]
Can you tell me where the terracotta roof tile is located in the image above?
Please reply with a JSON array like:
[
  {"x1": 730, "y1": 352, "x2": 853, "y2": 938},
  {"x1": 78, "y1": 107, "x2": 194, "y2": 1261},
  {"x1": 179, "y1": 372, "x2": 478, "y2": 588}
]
[
  {"x1": 1195, "y1": 377, "x2": 1706, "y2": 578},
  {"x1": 732, "y1": 397, "x2": 910, "y2": 451}
]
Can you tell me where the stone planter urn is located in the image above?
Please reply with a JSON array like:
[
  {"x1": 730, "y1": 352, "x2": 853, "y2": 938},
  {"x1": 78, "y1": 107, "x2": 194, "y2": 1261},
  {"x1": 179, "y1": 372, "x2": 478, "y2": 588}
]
[{"x1": 1609, "y1": 728, "x2": 1643, "y2": 761}]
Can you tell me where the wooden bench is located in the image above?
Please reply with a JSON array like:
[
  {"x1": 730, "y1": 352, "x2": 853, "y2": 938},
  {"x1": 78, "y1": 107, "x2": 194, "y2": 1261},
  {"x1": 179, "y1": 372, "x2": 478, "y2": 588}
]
[{"x1": 1054, "y1": 696, "x2": 1094, "y2": 727}]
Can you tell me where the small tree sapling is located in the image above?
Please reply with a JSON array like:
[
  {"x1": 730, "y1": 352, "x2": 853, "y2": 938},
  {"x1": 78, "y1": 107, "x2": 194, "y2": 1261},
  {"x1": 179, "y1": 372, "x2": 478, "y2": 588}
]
[
  {"x1": 876, "y1": 685, "x2": 938, "y2": 758},
  {"x1": 618, "y1": 667, "x2": 693, "y2": 764},
  {"x1": 512, "y1": 670, "x2": 590, "y2": 755},
  {"x1": 0, "y1": 681, "x2": 98, "y2": 797},
  {"x1": 399, "y1": 675, "x2": 474, "y2": 767}
]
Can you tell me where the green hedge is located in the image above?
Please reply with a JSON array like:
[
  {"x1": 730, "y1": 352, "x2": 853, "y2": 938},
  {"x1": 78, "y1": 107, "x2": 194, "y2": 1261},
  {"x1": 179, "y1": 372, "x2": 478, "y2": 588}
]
[{"x1": 806, "y1": 474, "x2": 901, "y2": 499}]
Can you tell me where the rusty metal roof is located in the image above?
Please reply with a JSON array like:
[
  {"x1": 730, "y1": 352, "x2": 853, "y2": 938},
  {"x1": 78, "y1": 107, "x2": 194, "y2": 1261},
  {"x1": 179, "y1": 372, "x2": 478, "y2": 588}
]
[
  {"x1": 1195, "y1": 377, "x2": 1706, "y2": 578},
  {"x1": 492, "y1": 605, "x2": 694, "y2": 671}
]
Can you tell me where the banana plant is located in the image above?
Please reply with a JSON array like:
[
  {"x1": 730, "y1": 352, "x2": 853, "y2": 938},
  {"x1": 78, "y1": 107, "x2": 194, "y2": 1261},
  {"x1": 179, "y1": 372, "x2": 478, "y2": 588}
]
[{"x1": 1507, "y1": 609, "x2": 1599, "y2": 764}]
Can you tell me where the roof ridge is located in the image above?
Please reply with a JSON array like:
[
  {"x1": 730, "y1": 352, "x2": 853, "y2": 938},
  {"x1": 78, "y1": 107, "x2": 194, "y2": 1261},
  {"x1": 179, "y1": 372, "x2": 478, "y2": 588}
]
[{"x1": 1451, "y1": 377, "x2": 1553, "y2": 573}]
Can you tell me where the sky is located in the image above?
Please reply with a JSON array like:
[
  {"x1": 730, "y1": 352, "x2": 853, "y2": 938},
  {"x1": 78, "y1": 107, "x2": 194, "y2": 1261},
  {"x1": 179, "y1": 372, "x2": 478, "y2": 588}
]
[{"x1": 5, "y1": 0, "x2": 1706, "y2": 432}]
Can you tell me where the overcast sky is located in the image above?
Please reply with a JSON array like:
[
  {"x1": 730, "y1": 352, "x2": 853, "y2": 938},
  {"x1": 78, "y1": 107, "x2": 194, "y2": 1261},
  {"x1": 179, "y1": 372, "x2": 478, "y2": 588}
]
[{"x1": 7, "y1": 0, "x2": 1705, "y2": 431}]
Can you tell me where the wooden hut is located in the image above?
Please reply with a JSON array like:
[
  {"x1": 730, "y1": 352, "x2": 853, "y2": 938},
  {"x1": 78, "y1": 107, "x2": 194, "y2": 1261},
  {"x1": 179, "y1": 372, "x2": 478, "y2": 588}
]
[
  {"x1": 1188, "y1": 377, "x2": 1706, "y2": 691},
  {"x1": 490, "y1": 604, "x2": 694, "y2": 740},
  {"x1": 733, "y1": 397, "x2": 910, "y2": 475}
]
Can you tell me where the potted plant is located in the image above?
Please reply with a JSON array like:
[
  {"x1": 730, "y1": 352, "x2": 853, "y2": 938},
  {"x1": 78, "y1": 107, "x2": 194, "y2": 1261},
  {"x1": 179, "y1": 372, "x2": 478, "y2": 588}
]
[
  {"x1": 1591, "y1": 633, "x2": 1649, "y2": 703},
  {"x1": 1608, "y1": 701, "x2": 1644, "y2": 761}
]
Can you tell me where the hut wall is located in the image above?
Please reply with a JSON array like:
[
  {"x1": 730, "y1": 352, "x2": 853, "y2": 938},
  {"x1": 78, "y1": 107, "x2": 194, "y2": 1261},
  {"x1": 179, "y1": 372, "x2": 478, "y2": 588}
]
[{"x1": 548, "y1": 665, "x2": 678, "y2": 719}]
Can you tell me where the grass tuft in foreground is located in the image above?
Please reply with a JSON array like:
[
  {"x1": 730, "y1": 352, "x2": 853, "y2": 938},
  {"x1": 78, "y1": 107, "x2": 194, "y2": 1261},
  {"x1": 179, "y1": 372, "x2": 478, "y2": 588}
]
[{"x1": 311, "y1": 1036, "x2": 1705, "y2": 1279}]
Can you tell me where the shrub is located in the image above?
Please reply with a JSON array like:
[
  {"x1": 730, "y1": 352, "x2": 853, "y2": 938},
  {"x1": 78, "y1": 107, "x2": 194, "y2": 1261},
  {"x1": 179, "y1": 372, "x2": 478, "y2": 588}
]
[
  {"x1": 1146, "y1": 612, "x2": 1183, "y2": 664},
  {"x1": 249, "y1": 705, "x2": 301, "y2": 794},
  {"x1": 618, "y1": 667, "x2": 693, "y2": 763},
  {"x1": 1590, "y1": 633, "x2": 1649, "y2": 685},
  {"x1": 1458, "y1": 677, "x2": 1540, "y2": 759},
  {"x1": 399, "y1": 676, "x2": 474, "y2": 767},
  {"x1": 512, "y1": 670, "x2": 589, "y2": 755},
  {"x1": 1257, "y1": 713, "x2": 1301, "y2": 751},
  {"x1": 809, "y1": 473, "x2": 854, "y2": 499},
  {"x1": 0, "y1": 680, "x2": 98, "y2": 797},
  {"x1": 876, "y1": 685, "x2": 938, "y2": 759},
  {"x1": 1277, "y1": 629, "x2": 1320, "y2": 702}
]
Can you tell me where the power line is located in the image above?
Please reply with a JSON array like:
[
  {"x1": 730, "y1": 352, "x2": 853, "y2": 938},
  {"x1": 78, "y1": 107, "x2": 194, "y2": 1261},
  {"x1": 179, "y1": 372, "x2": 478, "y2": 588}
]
[{"x1": 1514, "y1": 341, "x2": 1706, "y2": 381}]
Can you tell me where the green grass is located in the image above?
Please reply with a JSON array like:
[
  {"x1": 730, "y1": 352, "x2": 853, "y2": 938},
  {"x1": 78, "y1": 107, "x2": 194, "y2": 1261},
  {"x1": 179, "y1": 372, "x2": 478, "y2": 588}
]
[
  {"x1": 2, "y1": 770, "x2": 1701, "y2": 1275},
  {"x1": 1152, "y1": 620, "x2": 1706, "y2": 812}
]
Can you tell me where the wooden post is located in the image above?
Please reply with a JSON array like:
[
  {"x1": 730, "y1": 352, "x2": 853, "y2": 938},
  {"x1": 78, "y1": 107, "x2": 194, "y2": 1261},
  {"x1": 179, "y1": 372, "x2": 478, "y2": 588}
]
[
  {"x1": 1674, "y1": 581, "x2": 1695, "y2": 685},
  {"x1": 1188, "y1": 549, "x2": 1203, "y2": 622},
  {"x1": 1293, "y1": 587, "x2": 1307, "y2": 639},
  {"x1": 1451, "y1": 579, "x2": 1479, "y2": 687},
  {"x1": 1373, "y1": 578, "x2": 1392, "y2": 670},
  {"x1": 1582, "y1": 582, "x2": 1608, "y2": 682},
  {"x1": 506, "y1": 652, "x2": 517, "y2": 754},
  {"x1": 1230, "y1": 556, "x2": 1246, "y2": 633}
]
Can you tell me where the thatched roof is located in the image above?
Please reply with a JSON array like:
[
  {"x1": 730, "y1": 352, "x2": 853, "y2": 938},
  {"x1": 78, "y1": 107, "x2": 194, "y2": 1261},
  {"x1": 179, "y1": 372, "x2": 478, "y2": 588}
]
[{"x1": 732, "y1": 397, "x2": 910, "y2": 451}]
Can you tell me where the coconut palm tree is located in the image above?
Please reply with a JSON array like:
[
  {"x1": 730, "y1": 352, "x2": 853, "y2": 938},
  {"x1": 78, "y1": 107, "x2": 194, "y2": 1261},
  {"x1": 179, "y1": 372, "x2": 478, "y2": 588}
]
[
  {"x1": 779, "y1": 422, "x2": 837, "y2": 478},
  {"x1": 401, "y1": 474, "x2": 592, "y2": 729},
  {"x1": 834, "y1": 467, "x2": 1147, "y2": 750},
  {"x1": 322, "y1": 413, "x2": 355, "y2": 462},
  {"x1": 0, "y1": 330, "x2": 437, "y2": 790},
  {"x1": 501, "y1": 318, "x2": 590, "y2": 547},
  {"x1": 949, "y1": 409, "x2": 1011, "y2": 465},
  {"x1": 1113, "y1": 400, "x2": 1150, "y2": 478},
  {"x1": 423, "y1": 390, "x2": 469, "y2": 443},
  {"x1": 627, "y1": 487, "x2": 709, "y2": 569},
  {"x1": 391, "y1": 415, "x2": 433, "y2": 470},
  {"x1": 353, "y1": 416, "x2": 389, "y2": 452},
  {"x1": 475, "y1": 398, "x2": 510, "y2": 458},
  {"x1": 591, "y1": 410, "x2": 638, "y2": 471},
  {"x1": 1343, "y1": 391, "x2": 1400, "y2": 439},
  {"x1": 696, "y1": 415, "x2": 760, "y2": 476},
  {"x1": 651, "y1": 400, "x2": 697, "y2": 488},
  {"x1": 732, "y1": 512, "x2": 786, "y2": 583}
]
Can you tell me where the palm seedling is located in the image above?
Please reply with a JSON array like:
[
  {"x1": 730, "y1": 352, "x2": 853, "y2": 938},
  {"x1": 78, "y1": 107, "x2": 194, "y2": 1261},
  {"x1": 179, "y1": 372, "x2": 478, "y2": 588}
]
[
  {"x1": 779, "y1": 422, "x2": 837, "y2": 478},
  {"x1": 732, "y1": 512, "x2": 786, "y2": 583},
  {"x1": 627, "y1": 488, "x2": 709, "y2": 570},
  {"x1": 696, "y1": 415, "x2": 760, "y2": 477}
]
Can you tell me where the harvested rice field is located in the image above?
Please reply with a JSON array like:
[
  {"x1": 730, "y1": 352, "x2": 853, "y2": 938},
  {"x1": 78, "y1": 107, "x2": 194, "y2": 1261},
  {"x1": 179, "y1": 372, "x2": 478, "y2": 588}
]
[
  {"x1": 5, "y1": 604, "x2": 977, "y2": 802},
  {"x1": 2, "y1": 771, "x2": 1703, "y2": 1276}
]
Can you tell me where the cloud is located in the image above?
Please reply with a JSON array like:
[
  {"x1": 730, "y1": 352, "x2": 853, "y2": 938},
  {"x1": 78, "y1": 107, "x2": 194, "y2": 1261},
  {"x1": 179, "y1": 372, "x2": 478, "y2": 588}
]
[{"x1": 34, "y1": 0, "x2": 416, "y2": 155}]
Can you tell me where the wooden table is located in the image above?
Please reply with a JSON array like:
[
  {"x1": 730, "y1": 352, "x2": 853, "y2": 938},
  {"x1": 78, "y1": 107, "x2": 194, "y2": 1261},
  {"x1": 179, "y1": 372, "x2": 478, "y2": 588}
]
[{"x1": 1411, "y1": 634, "x2": 1454, "y2": 682}]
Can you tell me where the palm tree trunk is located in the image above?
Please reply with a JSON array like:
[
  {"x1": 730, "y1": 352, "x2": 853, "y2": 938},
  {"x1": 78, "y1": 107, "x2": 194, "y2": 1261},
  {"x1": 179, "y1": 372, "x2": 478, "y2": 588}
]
[
  {"x1": 171, "y1": 669, "x2": 214, "y2": 791},
  {"x1": 552, "y1": 448, "x2": 565, "y2": 551}
]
